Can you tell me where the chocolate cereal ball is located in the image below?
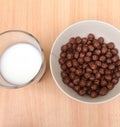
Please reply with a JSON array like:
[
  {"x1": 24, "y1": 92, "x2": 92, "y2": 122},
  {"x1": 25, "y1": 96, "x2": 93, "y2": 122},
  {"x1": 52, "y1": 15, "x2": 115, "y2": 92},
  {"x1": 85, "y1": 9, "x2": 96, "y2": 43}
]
[{"x1": 59, "y1": 33, "x2": 120, "y2": 98}]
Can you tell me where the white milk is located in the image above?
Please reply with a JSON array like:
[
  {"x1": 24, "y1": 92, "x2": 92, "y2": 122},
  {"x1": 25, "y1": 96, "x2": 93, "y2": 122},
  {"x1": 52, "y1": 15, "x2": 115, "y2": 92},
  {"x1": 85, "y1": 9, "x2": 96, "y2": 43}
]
[{"x1": 0, "y1": 43, "x2": 42, "y2": 85}]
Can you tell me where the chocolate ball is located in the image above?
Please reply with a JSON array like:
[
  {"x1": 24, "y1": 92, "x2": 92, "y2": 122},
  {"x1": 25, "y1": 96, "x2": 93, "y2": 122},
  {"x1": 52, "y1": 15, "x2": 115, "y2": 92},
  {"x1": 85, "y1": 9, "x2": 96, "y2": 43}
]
[
  {"x1": 106, "y1": 58, "x2": 112, "y2": 64},
  {"x1": 66, "y1": 60, "x2": 72, "y2": 68},
  {"x1": 86, "y1": 80, "x2": 92, "y2": 87},
  {"x1": 94, "y1": 80, "x2": 100, "y2": 85},
  {"x1": 101, "y1": 63, "x2": 108, "y2": 69},
  {"x1": 98, "y1": 37, "x2": 104, "y2": 44},
  {"x1": 86, "y1": 52, "x2": 92, "y2": 57},
  {"x1": 76, "y1": 45, "x2": 82, "y2": 52},
  {"x1": 86, "y1": 67, "x2": 92, "y2": 73},
  {"x1": 82, "y1": 37, "x2": 88, "y2": 44},
  {"x1": 93, "y1": 69, "x2": 98, "y2": 74},
  {"x1": 99, "y1": 87, "x2": 108, "y2": 96},
  {"x1": 66, "y1": 53, "x2": 73, "y2": 59},
  {"x1": 89, "y1": 74, "x2": 95, "y2": 81},
  {"x1": 69, "y1": 72, "x2": 75, "y2": 80},
  {"x1": 117, "y1": 66, "x2": 120, "y2": 71},
  {"x1": 93, "y1": 40, "x2": 100, "y2": 48},
  {"x1": 74, "y1": 52, "x2": 79, "y2": 59},
  {"x1": 83, "y1": 87, "x2": 88, "y2": 91},
  {"x1": 59, "y1": 58, "x2": 65, "y2": 64},
  {"x1": 78, "y1": 58, "x2": 84, "y2": 64},
  {"x1": 63, "y1": 77, "x2": 70, "y2": 84},
  {"x1": 107, "y1": 42, "x2": 115, "y2": 49},
  {"x1": 79, "y1": 89, "x2": 86, "y2": 96},
  {"x1": 84, "y1": 73, "x2": 91, "y2": 79},
  {"x1": 115, "y1": 71, "x2": 120, "y2": 78},
  {"x1": 88, "y1": 33, "x2": 95, "y2": 41},
  {"x1": 68, "y1": 82, "x2": 74, "y2": 88},
  {"x1": 79, "y1": 80, "x2": 86, "y2": 87},
  {"x1": 60, "y1": 52, "x2": 66, "y2": 58},
  {"x1": 70, "y1": 67, "x2": 76, "y2": 72},
  {"x1": 80, "y1": 52, "x2": 85, "y2": 58},
  {"x1": 99, "y1": 56, "x2": 106, "y2": 62},
  {"x1": 70, "y1": 38, "x2": 75, "y2": 44},
  {"x1": 67, "y1": 43, "x2": 72, "y2": 48},
  {"x1": 90, "y1": 91, "x2": 98, "y2": 98},
  {"x1": 82, "y1": 46, "x2": 88, "y2": 53},
  {"x1": 107, "y1": 83, "x2": 114, "y2": 90},
  {"x1": 105, "y1": 75, "x2": 112, "y2": 81},
  {"x1": 111, "y1": 48, "x2": 118, "y2": 55},
  {"x1": 105, "y1": 70, "x2": 112, "y2": 75},
  {"x1": 94, "y1": 49, "x2": 101, "y2": 55},
  {"x1": 99, "y1": 68, "x2": 105, "y2": 75},
  {"x1": 84, "y1": 56, "x2": 91, "y2": 62},
  {"x1": 92, "y1": 55, "x2": 98, "y2": 61},
  {"x1": 83, "y1": 63, "x2": 88, "y2": 69},
  {"x1": 108, "y1": 64, "x2": 115, "y2": 70},
  {"x1": 89, "y1": 62, "x2": 97, "y2": 70},
  {"x1": 75, "y1": 69, "x2": 83, "y2": 76},
  {"x1": 76, "y1": 36, "x2": 82, "y2": 44},
  {"x1": 87, "y1": 89, "x2": 92, "y2": 95},
  {"x1": 95, "y1": 61, "x2": 102, "y2": 67},
  {"x1": 88, "y1": 45, "x2": 94, "y2": 51},
  {"x1": 101, "y1": 79, "x2": 107, "y2": 86},
  {"x1": 61, "y1": 45, "x2": 68, "y2": 51},
  {"x1": 61, "y1": 64, "x2": 67, "y2": 70},
  {"x1": 112, "y1": 55, "x2": 119, "y2": 62},
  {"x1": 74, "y1": 85, "x2": 80, "y2": 92},
  {"x1": 73, "y1": 77, "x2": 80, "y2": 85},
  {"x1": 101, "y1": 46, "x2": 107, "y2": 54},
  {"x1": 87, "y1": 40, "x2": 92, "y2": 45},
  {"x1": 96, "y1": 73, "x2": 101, "y2": 79},
  {"x1": 112, "y1": 78, "x2": 119, "y2": 84},
  {"x1": 106, "y1": 51, "x2": 112, "y2": 58},
  {"x1": 72, "y1": 59, "x2": 79, "y2": 67},
  {"x1": 91, "y1": 85, "x2": 97, "y2": 90},
  {"x1": 61, "y1": 71, "x2": 68, "y2": 78},
  {"x1": 116, "y1": 60, "x2": 120, "y2": 66},
  {"x1": 72, "y1": 44, "x2": 77, "y2": 50}
]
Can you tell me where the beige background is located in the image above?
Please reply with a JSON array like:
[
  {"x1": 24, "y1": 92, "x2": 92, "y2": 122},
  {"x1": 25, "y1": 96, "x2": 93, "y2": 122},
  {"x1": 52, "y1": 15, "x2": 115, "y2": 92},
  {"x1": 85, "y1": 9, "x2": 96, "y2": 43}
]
[{"x1": 0, "y1": 0, "x2": 120, "y2": 127}]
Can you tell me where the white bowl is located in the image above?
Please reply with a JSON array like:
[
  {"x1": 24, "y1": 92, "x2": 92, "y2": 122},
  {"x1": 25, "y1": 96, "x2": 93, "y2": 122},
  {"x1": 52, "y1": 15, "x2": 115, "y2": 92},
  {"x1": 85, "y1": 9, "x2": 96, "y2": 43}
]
[{"x1": 50, "y1": 20, "x2": 120, "y2": 104}]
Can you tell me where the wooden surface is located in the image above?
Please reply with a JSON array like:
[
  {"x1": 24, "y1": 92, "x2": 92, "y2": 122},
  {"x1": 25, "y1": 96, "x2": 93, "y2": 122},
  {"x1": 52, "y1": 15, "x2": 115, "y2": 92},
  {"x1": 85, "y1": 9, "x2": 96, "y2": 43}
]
[{"x1": 0, "y1": 0, "x2": 120, "y2": 127}]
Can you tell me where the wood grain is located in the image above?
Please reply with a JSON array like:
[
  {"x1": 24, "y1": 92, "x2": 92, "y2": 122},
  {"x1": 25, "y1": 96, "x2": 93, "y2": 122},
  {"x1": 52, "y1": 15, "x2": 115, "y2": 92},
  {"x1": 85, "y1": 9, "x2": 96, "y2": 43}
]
[{"x1": 0, "y1": 0, "x2": 120, "y2": 127}]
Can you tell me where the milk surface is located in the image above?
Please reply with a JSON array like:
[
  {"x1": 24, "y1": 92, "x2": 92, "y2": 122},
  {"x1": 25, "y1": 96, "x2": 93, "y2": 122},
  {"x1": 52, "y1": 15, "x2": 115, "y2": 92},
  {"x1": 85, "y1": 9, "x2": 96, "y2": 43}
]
[{"x1": 0, "y1": 43, "x2": 42, "y2": 85}]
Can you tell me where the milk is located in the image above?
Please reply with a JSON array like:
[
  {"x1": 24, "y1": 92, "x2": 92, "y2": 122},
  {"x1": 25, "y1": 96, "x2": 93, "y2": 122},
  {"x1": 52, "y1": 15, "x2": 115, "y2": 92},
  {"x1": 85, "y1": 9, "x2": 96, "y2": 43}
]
[{"x1": 0, "y1": 43, "x2": 42, "y2": 85}]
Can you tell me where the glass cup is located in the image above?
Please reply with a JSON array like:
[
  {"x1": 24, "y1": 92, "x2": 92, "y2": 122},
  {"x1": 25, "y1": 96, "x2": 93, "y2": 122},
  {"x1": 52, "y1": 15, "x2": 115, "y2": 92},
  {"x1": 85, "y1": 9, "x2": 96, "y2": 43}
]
[{"x1": 0, "y1": 30, "x2": 46, "y2": 88}]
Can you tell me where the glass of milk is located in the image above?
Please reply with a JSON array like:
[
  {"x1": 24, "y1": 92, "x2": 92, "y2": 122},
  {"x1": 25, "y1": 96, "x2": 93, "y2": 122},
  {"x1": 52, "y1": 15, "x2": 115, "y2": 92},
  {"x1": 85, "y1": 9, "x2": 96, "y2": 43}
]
[{"x1": 0, "y1": 30, "x2": 46, "y2": 88}]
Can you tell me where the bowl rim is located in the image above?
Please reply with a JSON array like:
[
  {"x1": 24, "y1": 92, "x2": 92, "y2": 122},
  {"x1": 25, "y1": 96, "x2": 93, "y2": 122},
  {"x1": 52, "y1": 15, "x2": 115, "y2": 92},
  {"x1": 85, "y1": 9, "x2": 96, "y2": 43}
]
[{"x1": 50, "y1": 20, "x2": 120, "y2": 104}]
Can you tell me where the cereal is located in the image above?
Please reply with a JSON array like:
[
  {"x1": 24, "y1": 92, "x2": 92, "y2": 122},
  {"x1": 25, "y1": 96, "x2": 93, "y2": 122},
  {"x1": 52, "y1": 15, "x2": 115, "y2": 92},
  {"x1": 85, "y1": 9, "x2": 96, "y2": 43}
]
[
  {"x1": 99, "y1": 87, "x2": 108, "y2": 96},
  {"x1": 90, "y1": 91, "x2": 98, "y2": 98},
  {"x1": 74, "y1": 85, "x2": 80, "y2": 92},
  {"x1": 59, "y1": 33, "x2": 120, "y2": 98},
  {"x1": 68, "y1": 82, "x2": 74, "y2": 88},
  {"x1": 111, "y1": 48, "x2": 118, "y2": 55},
  {"x1": 76, "y1": 37, "x2": 82, "y2": 44},
  {"x1": 107, "y1": 83, "x2": 114, "y2": 90},
  {"x1": 101, "y1": 46, "x2": 108, "y2": 54},
  {"x1": 98, "y1": 37, "x2": 104, "y2": 44},
  {"x1": 88, "y1": 33, "x2": 95, "y2": 41},
  {"x1": 82, "y1": 37, "x2": 88, "y2": 44},
  {"x1": 107, "y1": 42, "x2": 115, "y2": 49},
  {"x1": 79, "y1": 89, "x2": 86, "y2": 96}
]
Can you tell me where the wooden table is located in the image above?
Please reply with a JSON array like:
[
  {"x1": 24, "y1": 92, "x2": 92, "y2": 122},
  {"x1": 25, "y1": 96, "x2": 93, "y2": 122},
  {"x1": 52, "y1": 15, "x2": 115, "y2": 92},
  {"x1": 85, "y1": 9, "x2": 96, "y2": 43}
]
[{"x1": 0, "y1": 0, "x2": 120, "y2": 127}]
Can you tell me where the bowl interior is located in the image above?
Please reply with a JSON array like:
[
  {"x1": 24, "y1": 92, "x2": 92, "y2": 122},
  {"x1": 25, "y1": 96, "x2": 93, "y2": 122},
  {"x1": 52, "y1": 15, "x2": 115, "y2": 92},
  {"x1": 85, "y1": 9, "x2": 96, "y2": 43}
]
[{"x1": 50, "y1": 20, "x2": 120, "y2": 104}]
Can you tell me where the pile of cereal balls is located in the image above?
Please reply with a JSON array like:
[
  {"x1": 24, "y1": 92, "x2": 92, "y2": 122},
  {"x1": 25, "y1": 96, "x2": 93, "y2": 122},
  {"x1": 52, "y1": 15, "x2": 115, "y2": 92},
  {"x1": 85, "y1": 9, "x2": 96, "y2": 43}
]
[{"x1": 59, "y1": 33, "x2": 120, "y2": 98}]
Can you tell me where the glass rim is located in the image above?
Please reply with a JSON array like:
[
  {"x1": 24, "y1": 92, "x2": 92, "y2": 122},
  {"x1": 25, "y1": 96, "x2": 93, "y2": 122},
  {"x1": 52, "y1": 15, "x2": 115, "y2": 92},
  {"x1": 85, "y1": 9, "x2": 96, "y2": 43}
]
[{"x1": 0, "y1": 30, "x2": 45, "y2": 88}]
